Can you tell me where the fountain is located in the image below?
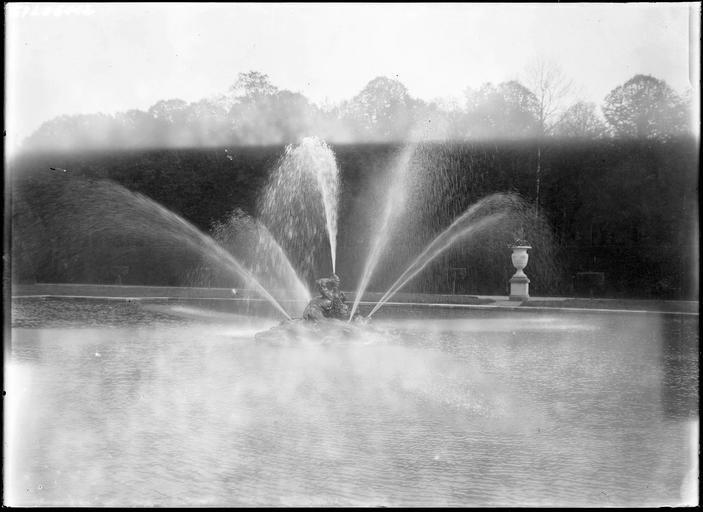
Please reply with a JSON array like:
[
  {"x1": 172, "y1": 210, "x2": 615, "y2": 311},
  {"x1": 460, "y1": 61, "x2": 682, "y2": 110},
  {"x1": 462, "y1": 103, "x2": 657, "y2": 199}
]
[
  {"x1": 240, "y1": 139, "x2": 537, "y2": 341},
  {"x1": 10, "y1": 139, "x2": 697, "y2": 510},
  {"x1": 258, "y1": 136, "x2": 340, "y2": 282},
  {"x1": 13, "y1": 137, "x2": 539, "y2": 335},
  {"x1": 209, "y1": 137, "x2": 542, "y2": 336}
]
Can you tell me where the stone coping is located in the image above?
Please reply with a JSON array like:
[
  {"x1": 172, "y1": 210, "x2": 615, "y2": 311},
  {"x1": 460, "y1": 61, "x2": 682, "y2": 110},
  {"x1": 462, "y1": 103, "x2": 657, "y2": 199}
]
[{"x1": 10, "y1": 283, "x2": 698, "y2": 315}]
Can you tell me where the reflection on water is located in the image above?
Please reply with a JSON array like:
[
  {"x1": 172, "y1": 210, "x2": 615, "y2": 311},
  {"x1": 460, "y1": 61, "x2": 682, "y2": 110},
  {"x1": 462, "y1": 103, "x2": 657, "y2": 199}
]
[
  {"x1": 660, "y1": 316, "x2": 699, "y2": 420},
  {"x1": 5, "y1": 299, "x2": 699, "y2": 507}
]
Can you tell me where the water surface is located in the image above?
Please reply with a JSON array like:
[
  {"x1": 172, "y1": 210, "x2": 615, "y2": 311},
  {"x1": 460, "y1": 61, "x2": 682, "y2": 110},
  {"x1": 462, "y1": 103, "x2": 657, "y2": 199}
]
[{"x1": 6, "y1": 298, "x2": 699, "y2": 507}]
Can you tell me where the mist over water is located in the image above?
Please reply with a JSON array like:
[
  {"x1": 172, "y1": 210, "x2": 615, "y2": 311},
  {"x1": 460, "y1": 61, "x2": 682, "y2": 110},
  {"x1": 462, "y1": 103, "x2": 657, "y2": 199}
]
[{"x1": 7, "y1": 299, "x2": 699, "y2": 507}]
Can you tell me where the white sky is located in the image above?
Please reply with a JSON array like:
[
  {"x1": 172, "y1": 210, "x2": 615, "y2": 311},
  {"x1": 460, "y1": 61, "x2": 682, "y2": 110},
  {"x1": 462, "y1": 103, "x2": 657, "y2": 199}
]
[{"x1": 5, "y1": 2, "x2": 701, "y2": 154}]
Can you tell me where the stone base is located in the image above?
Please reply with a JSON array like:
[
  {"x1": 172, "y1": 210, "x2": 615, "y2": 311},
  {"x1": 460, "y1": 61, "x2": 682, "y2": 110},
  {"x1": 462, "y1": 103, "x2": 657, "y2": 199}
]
[{"x1": 509, "y1": 275, "x2": 530, "y2": 301}]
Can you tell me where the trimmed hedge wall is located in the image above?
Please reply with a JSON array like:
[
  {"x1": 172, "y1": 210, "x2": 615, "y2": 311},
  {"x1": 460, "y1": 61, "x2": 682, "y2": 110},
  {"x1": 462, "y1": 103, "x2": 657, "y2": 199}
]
[{"x1": 10, "y1": 137, "x2": 698, "y2": 299}]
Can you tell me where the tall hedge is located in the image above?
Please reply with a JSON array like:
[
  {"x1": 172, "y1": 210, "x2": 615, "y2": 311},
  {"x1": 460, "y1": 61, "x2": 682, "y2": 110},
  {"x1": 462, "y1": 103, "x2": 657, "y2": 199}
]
[{"x1": 9, "y1": 137, "x2": 698, "y2": 299}]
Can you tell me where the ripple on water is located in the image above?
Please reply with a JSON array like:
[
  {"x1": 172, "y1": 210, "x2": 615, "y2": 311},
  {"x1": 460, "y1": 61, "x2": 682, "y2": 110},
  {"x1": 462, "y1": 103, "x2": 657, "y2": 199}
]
[{"x1": 6, "y1": 301, "x2": 699, "y2": 507}]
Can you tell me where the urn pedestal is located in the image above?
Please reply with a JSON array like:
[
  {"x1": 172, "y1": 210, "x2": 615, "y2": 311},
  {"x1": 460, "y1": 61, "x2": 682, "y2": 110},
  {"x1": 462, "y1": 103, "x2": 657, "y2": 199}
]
[{"x1": 509, "y1": 245, "x2": 531, "y2": 301}]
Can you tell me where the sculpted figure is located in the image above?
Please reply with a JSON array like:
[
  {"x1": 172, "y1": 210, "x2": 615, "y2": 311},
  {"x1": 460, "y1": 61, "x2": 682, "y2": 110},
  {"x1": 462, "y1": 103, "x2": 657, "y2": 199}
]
[
  {"x1": 256, "y1": 274, "x2": 369, "y2": 343},
  {"x1": 303, "y1": 274, "x2": 350, "y2": 321}
]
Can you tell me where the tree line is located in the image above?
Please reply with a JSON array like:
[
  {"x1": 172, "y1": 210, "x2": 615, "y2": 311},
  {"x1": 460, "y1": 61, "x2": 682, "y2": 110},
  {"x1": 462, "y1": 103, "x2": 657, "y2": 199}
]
[{"x1": 22, "y1": 66, "x2": 693, "y2": 151}]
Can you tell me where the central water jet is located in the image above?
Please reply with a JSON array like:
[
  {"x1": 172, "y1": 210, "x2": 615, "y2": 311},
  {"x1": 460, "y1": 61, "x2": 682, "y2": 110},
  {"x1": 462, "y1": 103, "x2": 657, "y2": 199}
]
[{"x1": 259, "y1": 137, "x2": 340, "y2": 279}]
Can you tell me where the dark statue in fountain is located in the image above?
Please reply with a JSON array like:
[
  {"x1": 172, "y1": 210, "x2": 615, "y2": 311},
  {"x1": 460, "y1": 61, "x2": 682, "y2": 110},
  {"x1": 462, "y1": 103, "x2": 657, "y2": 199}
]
[
  {"x1": 302, "y1": 274, "x2": 350, "y2": 321},
  {"x1": 255, "y1": 273, "x2": 368, "y2": 344}
]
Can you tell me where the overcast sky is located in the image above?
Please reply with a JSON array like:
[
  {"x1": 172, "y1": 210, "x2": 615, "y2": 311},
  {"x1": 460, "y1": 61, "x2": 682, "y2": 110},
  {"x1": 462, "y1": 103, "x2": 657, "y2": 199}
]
[{"x1": 5, "y1": 2, "x2": 700, "y2": 155}]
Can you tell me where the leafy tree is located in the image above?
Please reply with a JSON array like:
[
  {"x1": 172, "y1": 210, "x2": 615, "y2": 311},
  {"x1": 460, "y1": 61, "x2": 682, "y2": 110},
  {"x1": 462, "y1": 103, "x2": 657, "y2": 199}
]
[
  {"x1": 342, "y1": 76, "x2": 420, "y2": 141},
  {"x1": 269, "y1": 91, "x2": 319, "y2": 143},
  {"x1": 19, "y1": 70, "x2": 694, "y2": 152},
  {"x1": 23, "y1": 114, "x2": 78, "y2": 150},
  {"x1": 147, "y1": 99, "x2": 188, "y2": 123},
  {"x1": 224, "y1": 72, "x2": 321, "y2": 145},
  {"x1": 230, "y1": 70, "x2": 279, "y2": 99},
  {"x1": 184, "y1": 100, "x2": 230, "y2": 146},
  {"x1": 412, "y1": 100, "x2": 467, "y2": 141},
  {"x1": 553, "y1": 101, "x2": 608, "y2": 138},
  {"x1": 147, "y1": 99, "x2": 191, "y2": 146},
  {"x1": 113, "y1": 109, "x2": 158, "y2": 147},
  {"x1": 602, "y1": 74, "x2": 689, "y2": 139},
  {"x1": 25, "y1": 113, "x2": 116, "y2": 150},
  {"x1": 211, "y1": 71, "x2": 279, "y2": 112},
  {"x1": 229, "y1": 91, "x2": 315, "y2": 145},
  {"x1": 464, "y1": 81, "x2": 540, "y2": 139}
]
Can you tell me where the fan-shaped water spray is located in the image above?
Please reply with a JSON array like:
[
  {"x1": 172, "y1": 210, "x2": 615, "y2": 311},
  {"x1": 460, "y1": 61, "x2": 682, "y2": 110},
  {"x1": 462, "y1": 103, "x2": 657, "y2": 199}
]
[
  {"x1": 210, "y1": 209, "x2": 311, "y2": 316},
  {"x1": 366, "y1": 193, "x2": 521, "y2": 318},
  {"x1": 14, "y1": 139, "x2": 551, "y2": 326},
  {"x1": 20, "y1": 178, "x2": 293, "y2": 320},
  {"x1": 348, "y1": 144, "x2": 416, "y2": 320}
]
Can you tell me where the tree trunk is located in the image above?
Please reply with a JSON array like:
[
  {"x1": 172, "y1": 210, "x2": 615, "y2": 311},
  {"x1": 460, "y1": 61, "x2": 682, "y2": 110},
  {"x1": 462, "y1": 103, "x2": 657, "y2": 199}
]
[{"x1": 535, "y1": 145, "x2": 541, "y2": 219}]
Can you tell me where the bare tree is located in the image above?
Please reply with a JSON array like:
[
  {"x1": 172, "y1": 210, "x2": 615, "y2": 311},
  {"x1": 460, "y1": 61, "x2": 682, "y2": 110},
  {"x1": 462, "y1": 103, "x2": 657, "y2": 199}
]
[
  {"x1": 521, "y1": 58, "x2": 574, "y2": 218},
  {"x1": 522, "y1": 58, "x2": 574, "y2": 135}
]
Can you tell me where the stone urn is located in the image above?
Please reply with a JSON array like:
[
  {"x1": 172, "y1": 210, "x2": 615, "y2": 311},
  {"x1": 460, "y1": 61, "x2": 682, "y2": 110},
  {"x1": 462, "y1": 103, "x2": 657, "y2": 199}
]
[{"x1": 509, "y1": 243, "x2": 531, "y2": 300}]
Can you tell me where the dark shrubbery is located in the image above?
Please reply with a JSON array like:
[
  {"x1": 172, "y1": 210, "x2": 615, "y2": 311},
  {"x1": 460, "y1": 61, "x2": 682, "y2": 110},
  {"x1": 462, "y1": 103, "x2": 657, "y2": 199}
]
[{"x1": 10, "y1": 137, "x2": 698, "y2": 299}]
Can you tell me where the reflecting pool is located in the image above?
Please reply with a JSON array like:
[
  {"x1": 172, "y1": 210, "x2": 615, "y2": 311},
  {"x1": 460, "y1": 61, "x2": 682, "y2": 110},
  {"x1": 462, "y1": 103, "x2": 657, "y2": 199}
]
[{"x1": 5, "y1": 298, "x2": 699, "y2": 507}]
